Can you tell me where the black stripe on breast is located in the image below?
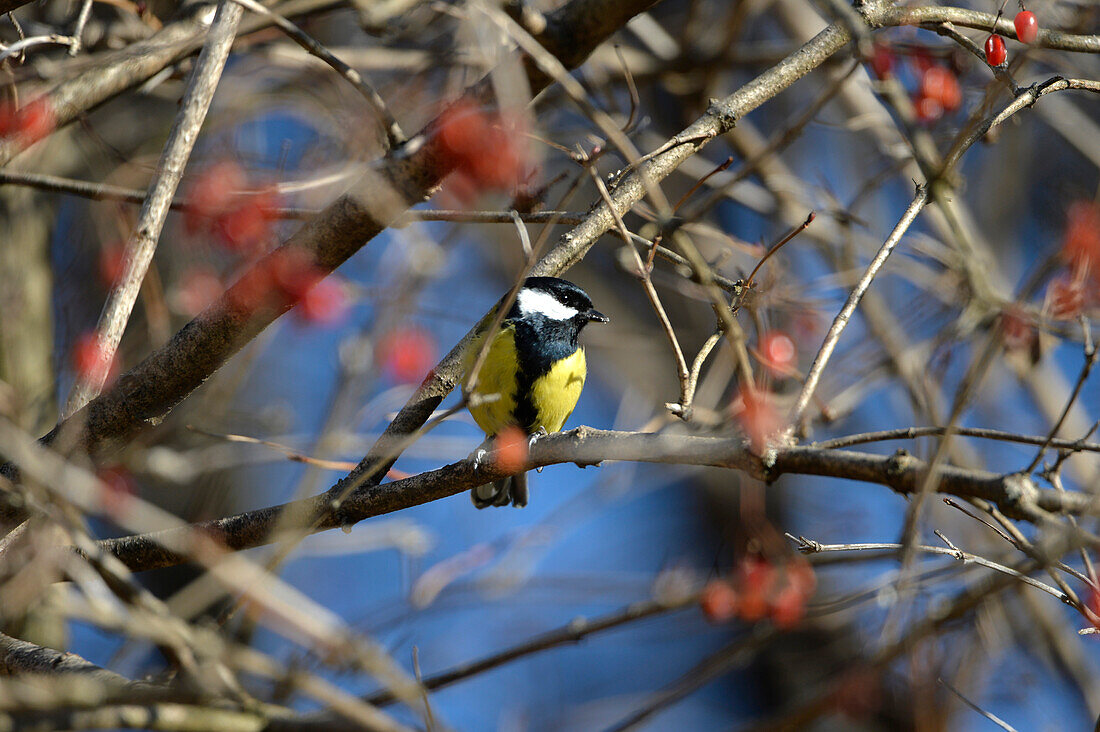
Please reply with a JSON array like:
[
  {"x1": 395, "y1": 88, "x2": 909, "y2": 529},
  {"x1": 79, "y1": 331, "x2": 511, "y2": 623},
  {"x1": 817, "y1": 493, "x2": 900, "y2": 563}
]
[{"x1": 510, "y1": 316, "x2": 580, "y2": 434}]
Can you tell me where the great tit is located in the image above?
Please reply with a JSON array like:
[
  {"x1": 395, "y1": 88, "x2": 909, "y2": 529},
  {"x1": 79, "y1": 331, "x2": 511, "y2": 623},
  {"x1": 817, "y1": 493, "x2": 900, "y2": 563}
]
[{"x1": 463, "y1": 277, "x2": 608, "y2": 508}]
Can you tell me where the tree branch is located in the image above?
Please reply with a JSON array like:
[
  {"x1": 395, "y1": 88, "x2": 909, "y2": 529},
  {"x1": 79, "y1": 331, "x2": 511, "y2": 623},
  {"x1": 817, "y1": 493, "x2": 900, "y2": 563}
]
[{"x1": 96, "y1": 426, "x2": 1098, "y2": 573}]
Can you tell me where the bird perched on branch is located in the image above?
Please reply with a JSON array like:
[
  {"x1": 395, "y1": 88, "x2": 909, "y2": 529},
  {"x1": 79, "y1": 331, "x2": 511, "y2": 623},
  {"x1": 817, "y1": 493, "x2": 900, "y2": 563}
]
[{"x1": 463, "y1": 277, "x2": 608, "y2": 508}]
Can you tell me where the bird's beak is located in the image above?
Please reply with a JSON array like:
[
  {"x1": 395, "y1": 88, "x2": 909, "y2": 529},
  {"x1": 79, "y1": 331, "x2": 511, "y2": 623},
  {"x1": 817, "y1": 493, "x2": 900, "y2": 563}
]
[{"x1": 585, "y1": 309, "x2": 609, "y2": 324}]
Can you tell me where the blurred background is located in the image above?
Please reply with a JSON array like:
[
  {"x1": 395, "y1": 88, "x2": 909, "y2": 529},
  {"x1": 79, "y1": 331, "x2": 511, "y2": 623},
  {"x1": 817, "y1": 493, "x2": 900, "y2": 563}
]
[{"x1": 2, "y1": 0, "x2": 1100, "y2": 728}]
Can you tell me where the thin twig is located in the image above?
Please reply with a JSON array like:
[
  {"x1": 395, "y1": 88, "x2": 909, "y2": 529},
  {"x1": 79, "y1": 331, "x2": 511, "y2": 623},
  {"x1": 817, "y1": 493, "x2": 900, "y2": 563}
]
[
  {"x1": 589, "y1": 167, "x2": 690, "y2": 409},
  {"x1": 939, "y1": 678, "x2": 1019, "y2": 732},
  {"x1": 62, "y1": 0, "x2": 245, "y2": 417},
  {"x1": 228, "y1": 0, "x2": 405, "y2": 147},
  {"x1": 812, "y1": 425, "x2": 1100, "y2": 454},
  {"x1": 1025, "y1": 340, "x2": 1098, "y2": 473},
  {"x1": 789, "y1": 536, "x2": 1068, "y2": 602},
  {"x1": 789, "y1": 187, "x2": 929, "y2": 432}
]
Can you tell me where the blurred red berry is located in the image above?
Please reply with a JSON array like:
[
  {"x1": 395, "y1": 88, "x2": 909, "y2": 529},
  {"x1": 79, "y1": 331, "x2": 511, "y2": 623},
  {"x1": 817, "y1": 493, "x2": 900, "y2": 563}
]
[
  {"x1": 216, "y1": 199, "x2": 270, "y2": 252},
  {"x1": 185, "y1": 161, "x2": 247, "y2": 234},
  {"x1": 225, "y1": 260, "x2": 276, "y2": 313},
  {"x1": 97, "y1": 465, "x2": 136, "y2": 519},
  {"x1": 911, "y1": 46, "x2": 934, "y2": 74},
  {"x1": 700, "y1": 580, "x2": 739, "y2": 623},
  {"x1": 1062, "y1": 201, "x2": 1100, "y2": 272},
  {"x1": 869, "y1": 42, "x2": 894, "y2": 80},
  {"x1": 72, "y1": 331, "x2": 120, "y2": 387},
  {"x1": 914, "y1": 94, "x2": 944, "y2": 124},
  {"x1": 759, "y1": 331, "x2": 796, "y2": 376},
  {"x1": 999, "y1": 307, "x2": 1036, "y2": 351},
  {"x1": 171, "y1": 266, "x2": 223, "y2": 316},
  {"x1": 298, "y1": 277, "x2": 348, "y2": 325},
  {"x1": 185, "y1": 164, "x2": 277, "y2": 252},
  {"x1": 920, "y1": 66, "x2": 961, "y2": 112},
  {"x1": 435, "y1": 100, "x2": 527, "y2": 202},
  {"x1": 436, "y1": 101, "x2": 491, "y2": 163},
  {"x1": 736, "y1": 556, "x2": 776, "y2": 622},
  {"x1": 985, "y1": 34, "x2": 1007, "y2": 66},
  {"x1": 786, "y1": 558, "x2": 818, "y2": 597},
  {"x1": 1046, "y1": 276, "x2": 1086, "y2": 320},
  {"x1": 0, "y1": 97, "x2": 54, "y2": 145},
  {"x1": 1087, "y1": 585, "x2": 1100, "y2": 629},
  {"x1": 834, "y1": 669, "x2": 881, "y2": 720},
  {"x1": 268, "y1": 247, "x2": 321, "y2": 300},
  {"x1": 1014, "y1": 10, "x2": 1039, "y2": 44},
  {"x1": 769, "y1": 582, "x2": 807, "y2": 629},
  {"x1": 732, "y1": 387, "x2": 782, "y2": 454},
  {"x1": 493, "y1": 425, "x2": 529, "y2": 475},
  {"x1": 98, "y1": 241, "x2": 128, "y2": 289},
  {"x1": 378, "y1": 328, "x2": 436, "y2": 383}
]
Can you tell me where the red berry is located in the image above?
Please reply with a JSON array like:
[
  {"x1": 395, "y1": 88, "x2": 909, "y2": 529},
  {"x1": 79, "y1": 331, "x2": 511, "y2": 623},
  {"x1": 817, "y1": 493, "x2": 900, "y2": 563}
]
[
  {"x1": 759, "y1": 331, "x2": 796, "y2": 376},
  {"x1": 171, "y1": 266, "x2": 223, "y2": 316},
  {"x1": 72, "y1": 332, "x2": 120, "y2": 387},
  {"x1": 999, "y1": 307, "x2": 1035, "y2": 352},
  {"x1": 786, "y1": 558, "x2": 817, "y2": 597},
  {"x1": 298, "y1": 278, "x2": 348, "y2": 325},
  {"x1": 435, "y1": 100, "x2": 527, "y2": 202},
  {"x1": 920, "y1": 66, "x2": 962, "y2": 112},
  {"x1": 914, "y1": 95, "x2": 943, "y2": 124},
  {"x1": 377, "y1": 328, "x2": 436, "y2": 383},
  {"x1": 493, "y1": 425, "x2": 529, "y2": 475},
  {"x1": 1087, "y1": 585, "x2": 1100, "y2": 629},
  {"x1": 97, "y1": 465, "x2": 136, "y2": 519},
  {"x1": 985, "y1": 34, "x2": 1007, "y2": 66},
  {"x1": 268, "y1": 247, "x2": 321, "y2": 301},
  {"x1": 731, "y1": 387, "x2": 783, "y2": 454},
  {"x1": 1062, "y1": 201, "x2": 1100, "y2": 271},
  {"x1": 700, "y1": 580, "x2": 739, "y2": 623},
  {"x1": 185, "y1": 161, "x2": 247, "y2": 235},
  {"x1": 98, "y1": 241, "x2": 128, "y2": 289},
  {"x1": 1046, "y1": 276, "x2": 1086, "y2": 320},
  {"x1": 869, "y1": 42, "x2": 894, "y2": 80},
  {"x1": 769, "y1": 582, "x2": 807, "y2": 629},
  {"x1": 0, "y1": 97, "x2": 55, "y2": 145},
  {"x1": 1014, "y1": 10, "x2": 1039, "y2": 44},
  {"x1": 736, "y1": 556, "x2": 776, "y2": 622}
]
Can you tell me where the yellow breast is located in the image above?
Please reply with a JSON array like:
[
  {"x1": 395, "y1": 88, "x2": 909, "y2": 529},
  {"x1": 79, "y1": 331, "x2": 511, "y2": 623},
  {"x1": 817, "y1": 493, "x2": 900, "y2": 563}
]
[
  {"x1": 463, "y1": 325, "x2": 520, "y2": 437},
  {"x1": 530, "y1": 347, "x2": 586, "y2": 434},
  {"x1": 462, "y1": 325, "x2": 587, "y2": 436}
]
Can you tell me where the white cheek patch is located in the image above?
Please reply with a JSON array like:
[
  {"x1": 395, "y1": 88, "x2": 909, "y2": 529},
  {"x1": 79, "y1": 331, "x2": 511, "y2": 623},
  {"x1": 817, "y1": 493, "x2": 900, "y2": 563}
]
[{"x1": 517, "y1": 288, "x2": 578, "y2": 321}]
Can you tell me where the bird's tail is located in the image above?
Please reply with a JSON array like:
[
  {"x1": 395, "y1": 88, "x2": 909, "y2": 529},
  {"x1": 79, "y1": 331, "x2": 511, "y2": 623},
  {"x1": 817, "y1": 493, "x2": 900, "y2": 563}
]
[{"x1": 471, "y1": 472, "x2": 528, "y2": 509}]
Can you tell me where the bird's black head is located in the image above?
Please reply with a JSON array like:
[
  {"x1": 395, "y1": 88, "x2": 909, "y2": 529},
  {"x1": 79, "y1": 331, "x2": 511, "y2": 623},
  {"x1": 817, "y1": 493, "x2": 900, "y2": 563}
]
[{"x1": 508, "y1": 277, "x2": 609, "y2": 328}]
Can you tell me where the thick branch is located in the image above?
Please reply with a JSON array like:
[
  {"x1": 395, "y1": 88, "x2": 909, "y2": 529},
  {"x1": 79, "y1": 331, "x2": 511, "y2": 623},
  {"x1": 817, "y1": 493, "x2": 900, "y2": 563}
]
[{"x1": 97, "y1": 427, "x2": 1095, "y2": 573}]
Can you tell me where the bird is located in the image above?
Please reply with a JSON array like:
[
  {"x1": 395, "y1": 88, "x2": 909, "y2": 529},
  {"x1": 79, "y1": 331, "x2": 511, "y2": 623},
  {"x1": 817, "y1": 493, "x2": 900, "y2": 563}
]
[{"x1": 462, "y1": 276, "x2": 608, "y2": 508}]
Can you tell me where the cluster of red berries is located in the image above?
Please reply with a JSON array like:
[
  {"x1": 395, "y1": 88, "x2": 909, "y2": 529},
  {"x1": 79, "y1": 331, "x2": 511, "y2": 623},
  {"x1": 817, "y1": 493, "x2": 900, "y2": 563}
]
[
  {"x1": 1045, "y1": 200, "x2": 1100, "y2": 319},
  {"x1": 225, "y1": 246, "x2": 348, "y2": 324},
  {"x1": 184, "y1": 161, "x2": 280, "y2": 253},
  {"x1": 868, "y1": 42, "x2": 963, "y2": 124},
  {"x1": 178, "y1": 161, "x2": 349, "y2": 324},
  {"x1": 868, "y1": 7, "x2": 1041, "y2": 123},
  {"x1": 699, "y1": 555, "x2": 817, "y2": 629},
  {"x1": 434, "y1": 100, "x2": 528, "y2": 203},
  {"x1": 985, "y1": 10, "x2": 1040, "y2": 66}
]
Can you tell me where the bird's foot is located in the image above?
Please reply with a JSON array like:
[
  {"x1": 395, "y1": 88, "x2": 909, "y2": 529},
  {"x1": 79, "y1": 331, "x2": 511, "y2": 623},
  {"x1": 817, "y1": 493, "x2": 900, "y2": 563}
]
[
  {"x1": 529, "y1": 429, "x2": 547, "y2": 473},
  {"x1": 468, "y1": 443, "x2": 491, "y2": 471}
]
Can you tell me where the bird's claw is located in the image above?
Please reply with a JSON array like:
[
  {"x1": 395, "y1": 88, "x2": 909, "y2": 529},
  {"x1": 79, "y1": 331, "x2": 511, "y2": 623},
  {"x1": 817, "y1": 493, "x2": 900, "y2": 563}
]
[
  {"x1": 529, "y1": 429, "x2": 547, "y2": 473},
  {"x1": 469, "y1": 447, "x2": 489, "y2": 471}
]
